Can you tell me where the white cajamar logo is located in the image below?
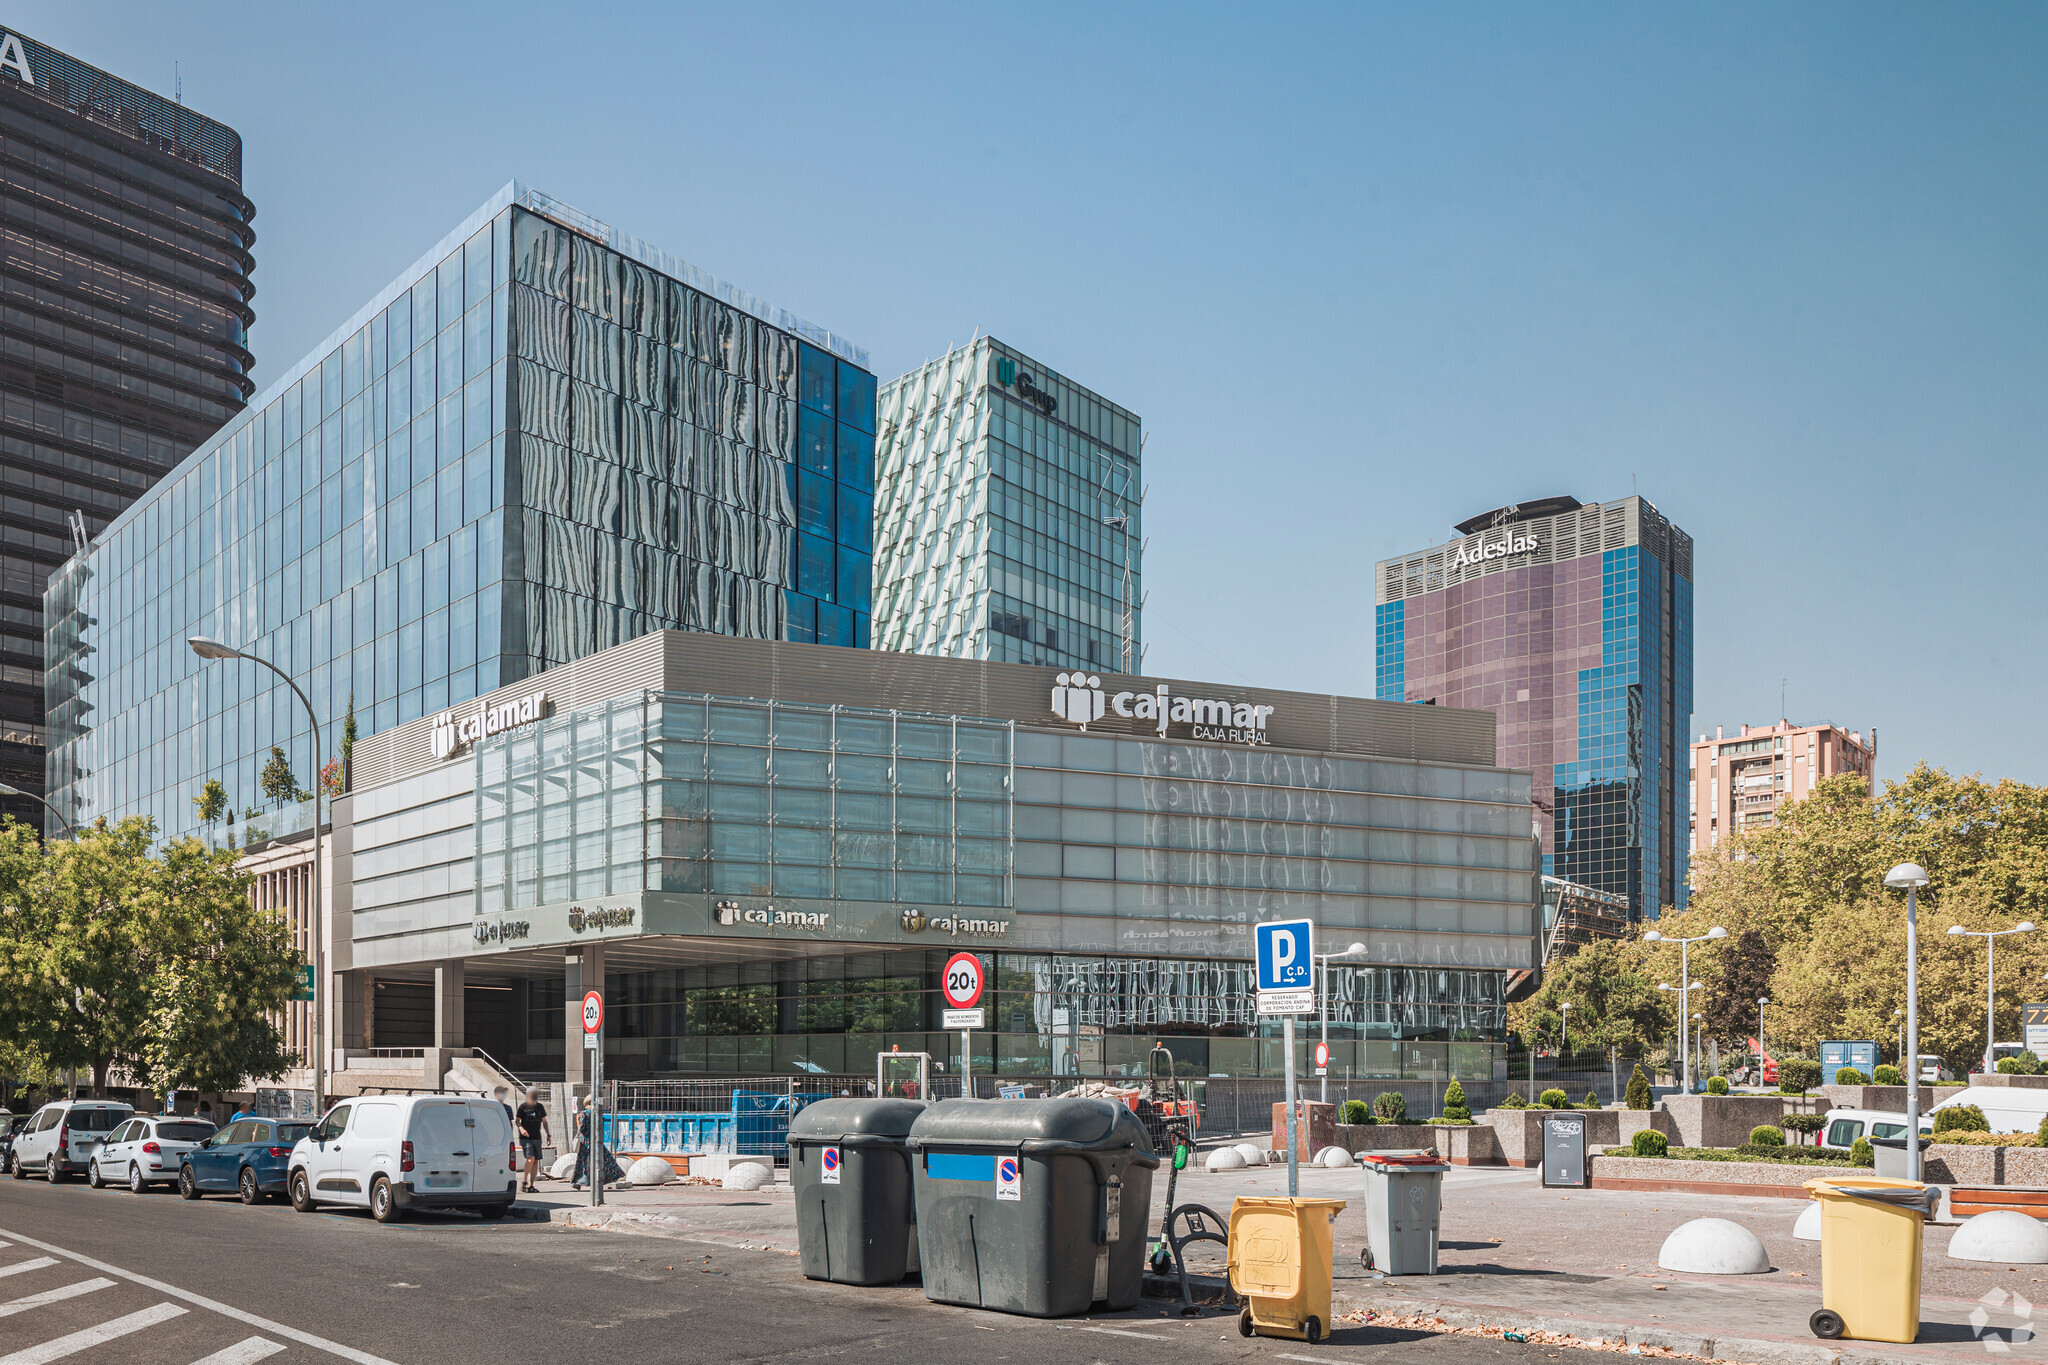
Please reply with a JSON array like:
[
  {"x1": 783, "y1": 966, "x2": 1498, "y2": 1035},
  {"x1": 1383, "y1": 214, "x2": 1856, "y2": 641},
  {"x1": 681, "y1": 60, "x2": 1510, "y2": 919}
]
[{"x1": 1051, "y1": 673, "x2": 1106, "y2": 728}]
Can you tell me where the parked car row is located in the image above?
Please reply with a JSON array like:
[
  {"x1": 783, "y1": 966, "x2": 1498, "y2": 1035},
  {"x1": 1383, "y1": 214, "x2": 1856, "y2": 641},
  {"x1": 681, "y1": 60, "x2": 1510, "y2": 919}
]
[{"x1": 3, "y1": 1092, "x2": 519, "y2": 1223}]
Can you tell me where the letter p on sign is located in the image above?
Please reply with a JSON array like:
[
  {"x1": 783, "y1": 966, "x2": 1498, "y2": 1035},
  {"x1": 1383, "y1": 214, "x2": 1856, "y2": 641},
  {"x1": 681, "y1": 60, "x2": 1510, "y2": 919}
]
[{"x1": 1256, "y1": 919, "x2": 1315, "y2": 992}]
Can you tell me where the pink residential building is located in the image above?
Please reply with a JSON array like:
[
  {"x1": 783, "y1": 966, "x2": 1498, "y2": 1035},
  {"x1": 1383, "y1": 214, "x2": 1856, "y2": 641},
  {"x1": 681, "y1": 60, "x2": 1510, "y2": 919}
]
[{"x1": 1689, "y1": 720, "x2": 1874, "y2": 852}]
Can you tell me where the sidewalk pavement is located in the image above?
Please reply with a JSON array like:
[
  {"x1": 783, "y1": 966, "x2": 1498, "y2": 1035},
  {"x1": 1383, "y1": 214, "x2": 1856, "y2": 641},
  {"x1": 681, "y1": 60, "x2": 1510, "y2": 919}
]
[{"x1": 498, "y1": 1160, "x2": 2048, "y2": 1364}]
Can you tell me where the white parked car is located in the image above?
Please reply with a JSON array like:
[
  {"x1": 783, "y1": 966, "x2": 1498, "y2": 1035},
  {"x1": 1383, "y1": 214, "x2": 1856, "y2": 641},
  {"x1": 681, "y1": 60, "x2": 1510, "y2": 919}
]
[
  {"x1": 288, "y1": 1094, "x2": 517, "y2": 1223},
  {"x1": 7, "y1": 1100, "x2": 134, "y2": 1182},
  {"x1": 91, "y1": 1115, "x2": 218, "y2": 1192},
  {"x1": 1818, "y1": 1108, "x2": 1930, "y2": 1152}
]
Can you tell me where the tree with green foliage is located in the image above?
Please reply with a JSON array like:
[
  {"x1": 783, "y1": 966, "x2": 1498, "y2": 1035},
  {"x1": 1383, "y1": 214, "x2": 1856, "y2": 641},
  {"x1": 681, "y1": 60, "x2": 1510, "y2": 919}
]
[
  {"x1": 1538, "y1": 1087, "x2": 1568, "y2": 1109},
  {"x1": 1625, "y1": 1063, "x2": 1652, "y2": 1110},
  {"x1": 1507, "y1": 938, "x2": 1665, "y2": 1055},
  {"x1": 340, "y1": 693, "x2": 358, "y2": 792},
  {"x1": 1874, "y1": 1064, "x2": 1902, "y2": 1085},
  {"x1": 1850, "y1": 1137, "x2": 1874, "y2": 1167},
  {"x1": 1705, "y1": 1075, "x2": 1730, "y2": 1095},
  {"x1": 1441, "y1": 1081, "x2": 1470, "y2": 1122},
  {"x1": 259, "y1": 746, "x2": 308, "y2": 808},
  {"x1": 1341, "y1": 1100, "x2": 1371, "y2": 1125},
  {"x1": 1836, "y1": 1066, "x2": 1865, "y2": 1084},
  {"x1": 1373, "y1": 1091, "x2": 1407, "y2": 1123},
  {"x1": 192, "y1": 779, "x2": 228, "y2": 828},
  {"x1": 1701, "y1": 926, "x2": 1777, "y2": 1050},
  {"x1": 1778, "y1": 1058, "x2": 1822, "y2": 1096},
  {"x1": 1782, "y1": 1112, "x2": 1827, "y2": 1145},
  {"x1": 1934, "y1": 1104, "x2": 1988, "y2": 1135}
]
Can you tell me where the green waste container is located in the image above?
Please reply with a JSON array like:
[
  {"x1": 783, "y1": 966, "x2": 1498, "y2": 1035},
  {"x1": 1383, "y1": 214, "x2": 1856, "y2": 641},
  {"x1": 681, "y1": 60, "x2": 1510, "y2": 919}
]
[
  {"x1": 908, "y1": 1097, "x2": 1161, "y2": 1317},
  {"x1": 788, "y1": 1098, "x2": 926, "y2": 1286}
]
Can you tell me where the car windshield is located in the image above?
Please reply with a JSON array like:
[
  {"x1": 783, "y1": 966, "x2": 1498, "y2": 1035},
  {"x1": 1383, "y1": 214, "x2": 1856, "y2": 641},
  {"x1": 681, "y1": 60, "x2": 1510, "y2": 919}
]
[
  {"x1": 156, "y1": 1123, "x2": 215, "y2": 1142},
  {"x1": 275, "y1": 1124, "x2": 312, "y2": 1144},
  {"x1": 68, "y1": 1110, "x2": 128, "y2": 1132}
]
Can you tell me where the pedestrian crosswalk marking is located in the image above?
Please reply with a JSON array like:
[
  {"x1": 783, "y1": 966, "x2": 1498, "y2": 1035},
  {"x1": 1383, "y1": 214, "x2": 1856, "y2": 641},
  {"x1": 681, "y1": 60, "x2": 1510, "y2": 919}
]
[
  {"x1": 187, "y1": 1338, "x2": 287, "y2": 1364},
  {"x1": 0, "y1": 1260, "x2": 55, "y2": 1281},
  {"x1": 0, "y1": 1279, "x2": 114, "y2": 1319},
  {"x1": 0, "y1": 1301, "x2": 187, "y2": 1363}
]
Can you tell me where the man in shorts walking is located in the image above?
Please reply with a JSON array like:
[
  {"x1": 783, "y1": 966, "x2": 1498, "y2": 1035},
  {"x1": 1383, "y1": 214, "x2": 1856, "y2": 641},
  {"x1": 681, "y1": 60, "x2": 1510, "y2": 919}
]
[{"x1": 515, "y1": 1088, "x2": 551, "y2": 1192}]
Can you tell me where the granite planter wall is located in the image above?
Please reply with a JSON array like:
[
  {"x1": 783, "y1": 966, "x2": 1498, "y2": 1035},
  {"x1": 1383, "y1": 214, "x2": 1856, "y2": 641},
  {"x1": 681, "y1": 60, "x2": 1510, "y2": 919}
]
[
  {"x1": 1922, "y1": 1144, "x2": 2048, "y2": 1186},
  {"x1": 1589, "y1": 1153, "x2": 1841, "y2": 1196},
  {"x1": 1481, "y1": 1108, "x2": 1620, "y2": 1166},
  {"x1": 1818, "y1": 1085, "x2": 1908, "y2": 1112},
  {"x1": 1616, "y1": 1109, "x2": 1678, "y2": 1148},
  {"x1": 1660, "y1": 1094, "x2": 1788, "y2": 1148}
]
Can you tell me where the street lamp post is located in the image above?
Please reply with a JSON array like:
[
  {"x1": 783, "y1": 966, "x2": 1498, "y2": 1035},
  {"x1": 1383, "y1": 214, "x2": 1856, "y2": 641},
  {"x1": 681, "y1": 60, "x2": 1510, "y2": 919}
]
[
  {"x1": 1318, "y1": 941, "x2": 1366, "y2": 1103},
  {"x1": 1947, "y1": 920, "x2": 2036, "y2": 1074},
  {"x1": 1693, "y1": 1012, "x2": 1705, "y2": 1081},
  {"x1": 1644, "y1": 925, "x2": 1728, "y2": 1093},
  {"x1": 1886, "y1": 862, "x2": 1931, "y2": 1182},
  {"x1": 189, "y1": 636, "x2": 325, "y2": 1114},
  {"x1": 1892, "y1": 1008, "x2": 1904, "y2": 1068},
  {"x1": 0, "y1": 781, "x2": 73, "y2": 838},
  {"x1": 1559, "y1": 1002, "x2": 1572, "y2": 1065},
  {"x1": 1658, "y1": 981, "x2": 1703, "y2": 1089}
]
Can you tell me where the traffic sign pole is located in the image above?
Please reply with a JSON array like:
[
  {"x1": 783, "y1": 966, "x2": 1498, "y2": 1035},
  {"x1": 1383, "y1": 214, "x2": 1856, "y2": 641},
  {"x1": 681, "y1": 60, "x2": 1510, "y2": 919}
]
[
  {"x1": 1253, "y1": 919, "x2": 1315, "y2": 1199},
  {"x1": 942, "y1": 953, "x2": 985, "y2": 1102},
  {"x1": 581, "y1": 989, "x2": 605, "y2": 1209},
  {"x1": 1284, "y1": 1015, "x2": 1298, "y2": 1196}
]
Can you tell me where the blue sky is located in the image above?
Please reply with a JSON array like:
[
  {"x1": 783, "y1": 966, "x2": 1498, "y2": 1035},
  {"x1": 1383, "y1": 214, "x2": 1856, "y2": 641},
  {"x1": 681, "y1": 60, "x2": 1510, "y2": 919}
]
[{"x1": 34, "y1": 3, "x2": 2048, "y2": 783}]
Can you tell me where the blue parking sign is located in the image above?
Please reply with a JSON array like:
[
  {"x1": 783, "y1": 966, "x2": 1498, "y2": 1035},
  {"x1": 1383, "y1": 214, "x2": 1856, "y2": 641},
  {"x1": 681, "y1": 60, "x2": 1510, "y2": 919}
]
[{"x1": 1255, "y1": 919, "x2": 1315, "y2": 992}]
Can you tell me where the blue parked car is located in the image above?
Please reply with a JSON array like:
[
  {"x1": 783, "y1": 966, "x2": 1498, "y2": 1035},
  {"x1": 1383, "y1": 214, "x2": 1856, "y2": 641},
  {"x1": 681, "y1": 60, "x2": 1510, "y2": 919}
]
[{"x1": 178, "y1": 1116, "x2": 314, "y2": 1204}]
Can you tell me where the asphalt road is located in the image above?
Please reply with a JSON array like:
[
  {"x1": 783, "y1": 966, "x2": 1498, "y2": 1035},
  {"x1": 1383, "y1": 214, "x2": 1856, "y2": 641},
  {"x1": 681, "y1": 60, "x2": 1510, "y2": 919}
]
[{"x1": 0, "y1": 1177, "x2": 1611, "y2": 1364}]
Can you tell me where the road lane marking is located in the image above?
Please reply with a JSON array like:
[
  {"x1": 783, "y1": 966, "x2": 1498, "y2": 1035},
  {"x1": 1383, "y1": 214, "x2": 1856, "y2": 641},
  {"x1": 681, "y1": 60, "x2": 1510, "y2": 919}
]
[
  {"x1": 0, "y1": 1301, "x2": 187, "y2": 1362},
  {"x1": 0, "y1": 1226, "x2": 400, "y2": 1364},
  {"x1": 188, "y1": 1338, "x2": 287, "y2": 1364},
  {"x1": 0, "y1": 1280, "x2": 114, "y2": 1319},
  {"x1": 0, "y1": 1260, "x2": 55, "y2": 1280},
  {"x1": 1058, "y1": 1325, "x2": 1169, "y2": 1340}
]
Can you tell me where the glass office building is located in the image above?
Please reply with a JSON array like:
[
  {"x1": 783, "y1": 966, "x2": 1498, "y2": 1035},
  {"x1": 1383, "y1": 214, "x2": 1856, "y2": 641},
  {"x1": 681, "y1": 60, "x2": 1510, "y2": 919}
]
[
  {"x1": 0, "y1": 29, "x2": 254, "y2": 828},
  {"x1": 1373, "y1": 495, "x2": 1694, "y2": 917},
  {"x1": 43, "y1": 183, "x2": 874, "y2": 839},
  {"x1": 873, "y1": 337, "x2": 1141, "y2": 672},
  {"x1": 336, "y1": 630, "x2": 1535, "y2": 1082}
]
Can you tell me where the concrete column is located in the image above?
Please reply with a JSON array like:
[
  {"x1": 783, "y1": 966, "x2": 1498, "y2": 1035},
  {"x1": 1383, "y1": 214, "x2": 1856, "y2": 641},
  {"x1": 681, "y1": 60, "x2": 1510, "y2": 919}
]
[
  {"x1": 425, "y1": 959, "x2": 466, "y2": 1088},
  {"x1": 562, "y1": 945, "x2": 605, "y2": 1088}
]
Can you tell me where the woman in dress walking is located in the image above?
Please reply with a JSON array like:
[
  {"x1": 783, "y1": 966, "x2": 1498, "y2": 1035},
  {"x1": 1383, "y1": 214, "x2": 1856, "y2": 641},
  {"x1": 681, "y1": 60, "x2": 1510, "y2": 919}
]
[{"x1": 570, "y1": 1096, "x2": 625, "y2": 1190}]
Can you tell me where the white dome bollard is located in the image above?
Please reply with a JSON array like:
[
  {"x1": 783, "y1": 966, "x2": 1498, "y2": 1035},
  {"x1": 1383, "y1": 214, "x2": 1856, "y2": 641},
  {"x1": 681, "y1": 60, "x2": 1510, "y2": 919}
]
[
  {"x1": 1204, "y1": 1146, "x2": 1247, "y2": 1172},
  {"x1": 548, "y1": 1153, "x2": 578, "y2": 1181},
  {"x1": 721, "y1": 1161, "x2": 773, "y2": 1191},
  {"x1": 1793, "y1": 1203, "x2": 1822, "y2": 1242},
  {"x1": 1318, "y1": 1146, "x2": 1355, "y2": 1168},
  {"x1": 1234, "y1": 1143, "x2": 1268, "y2": 1166},
  {"x1": 1657, "y1": 1218, "x2": 1771, "y2": 1274},
  {"x1": 625, "y1": 1156, "x2": 676, "y2": 1186},
  {"x1": 1950, "y1": 1210, "x2": 2048, "y2": 1264}
]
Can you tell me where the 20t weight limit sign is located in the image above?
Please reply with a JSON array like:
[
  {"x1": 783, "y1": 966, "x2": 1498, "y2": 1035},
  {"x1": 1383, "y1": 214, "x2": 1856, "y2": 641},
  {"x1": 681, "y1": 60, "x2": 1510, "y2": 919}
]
[
  {"x1": 942, "y1": 953, "x2": 985, "y2": 1010},
  {"x1": 581, "y1": 990, "x2": 604, "y2": 1036}
]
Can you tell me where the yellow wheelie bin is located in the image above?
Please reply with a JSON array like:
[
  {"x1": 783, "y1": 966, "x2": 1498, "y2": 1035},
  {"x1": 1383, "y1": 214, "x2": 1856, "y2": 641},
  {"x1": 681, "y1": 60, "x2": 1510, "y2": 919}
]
[
  {"x1": 1228, "y1": 1196, "x2": 1347, "y2": 1344},
  {"x1": 1804, "y1": 1176, "x2": 1938, "y2": 1344}
]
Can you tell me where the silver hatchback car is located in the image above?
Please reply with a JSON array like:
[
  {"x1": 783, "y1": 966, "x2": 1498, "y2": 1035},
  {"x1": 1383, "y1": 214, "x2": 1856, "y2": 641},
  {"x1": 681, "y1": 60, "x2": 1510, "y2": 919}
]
[{"x1": 92, "y1": 1115, "x2": 218, "y2": 1191}]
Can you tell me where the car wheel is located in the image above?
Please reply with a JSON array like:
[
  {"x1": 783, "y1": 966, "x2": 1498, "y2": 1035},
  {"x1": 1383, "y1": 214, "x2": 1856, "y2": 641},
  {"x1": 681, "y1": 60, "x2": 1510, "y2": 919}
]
[
  {"x1": 45, "y1": 1154, "x2": 62, "y2": 1184},
  {"x1": 7, "y1": 1151, "x2": 22, "y2": 1179},
  {"x1": 290, "y1": 1170, "x2": 318, "y2": 1213},
  {"x1": 128, "y1": 1163, "x2": 145, "y2": 1194},
  {"x1": 238, "y1": 1167, "x2": 262, "y2": 1206},
  {"x1": 87, "y1": 1160, "x2": 105, "y2": 1189},
  {"x1": 178, "y1": 1166, "x2": 201, "y2": 1201},
  {"x1": 370, "y1": 1176, "x2": 403, "y2": 1223}
]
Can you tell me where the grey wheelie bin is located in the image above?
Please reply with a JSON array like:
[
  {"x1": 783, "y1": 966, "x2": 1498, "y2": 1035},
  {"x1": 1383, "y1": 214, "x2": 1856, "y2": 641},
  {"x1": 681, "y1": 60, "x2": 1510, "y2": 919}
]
[
  {"x1": 1358, "y1": 1148, "x2": 1449, "y2": 1275},
  {"x1": 788, "y1": 1098, "x2": 926, "y2": 1286},
  {"x1": 907, "y1": 1097, "x2": 1161, "y2": 1317}
]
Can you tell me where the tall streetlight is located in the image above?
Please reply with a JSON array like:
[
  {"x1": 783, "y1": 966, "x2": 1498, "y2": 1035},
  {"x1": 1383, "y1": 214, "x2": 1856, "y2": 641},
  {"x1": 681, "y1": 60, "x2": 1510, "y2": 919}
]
[
  {"x1": 189, "y1": 636, "x2": 325, "y2": 1113},
  {"x1": 1885, "y1": 862, "x2": 1931, "y2": 1182},
  {"x1": 1317, "y1": 941, "x2": 1366, "y2": 1103},
  {"x1": 1659, "y1": 981, "x2": 1703, "y2": 1089},
  {"x1": 0, "y1": 781, "x2": 73, "y2": 838},
  {"x1": 1892, "y1": 1007, "x2": 1904, "y2": 1068},
  {"x1": 1757, "y1": 996, "x2": 1770, "y2": 1086},
  {"x1": 1559, "y1": 1002, "x2": 1573, "y2": 1062},
  {"x1": 1947, "y1": 920, "x2": 2036, "y2": 1074},
  {"x1": 1693, "y1": 1012, "x2": 1706, "y2": 1081},
  {"x1": 1644, "y1": 924, "x2": 1728, "y2": 1093}
]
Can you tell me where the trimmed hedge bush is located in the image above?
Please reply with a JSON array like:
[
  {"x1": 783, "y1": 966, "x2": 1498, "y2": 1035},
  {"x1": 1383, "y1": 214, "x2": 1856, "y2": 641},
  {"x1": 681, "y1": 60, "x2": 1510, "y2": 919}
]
[
  {"x1": 2038, "y1": 1111, "x2": 2048, "y2": 1147},
  {"x1": 1933, "y1": 1104, "x2": 1989, "y2": 1134},
  {"x1": 1583, "y1": 1090, "x2": 1600, "y2": 1109},
  {"x1": 1704, "y1": 1076, "x2": 1730, "y2": 1095},
  {"x1": 1631, "y1": 1129, "x2": 1669, "y2": 1157},
  {"x1": 1441, "y1": 1081, "x2": 1471, "y2": 1123},
  {"x1": 1851, "y1": 1137, "x2": 1874, "y2": 1167},
  {"x1": 1374, "y1": 1091, "x2": 1407, "y2": 1123},
  {"x1": 1625, "y1": 1064, "x2": 1652, "y2": 1110},
  {"x1": 1499, "y1": 1091, "x2": 1530, "y2": 1110},
  {"x1": 1539, "y1": 1088, "x2": 1569, "y2": 1110},
  {"x1": 1873, "y1": 1064, "x2": 1902, "y2": 1086},
  {"x1": 1341, "y1": 1100, "x2": 1371, "y2": 1125},
  {"x1": 1749, "y1": 1124, "x2": 1786, "y2": 1147},
  {"x1": 1782, "y1": 1113, "x2": 1827, "y2": 1143},
  {"x1": 1777, "y1": 1059, "x2": 1822, "y2": 1096},
  {"x1": 1836, "y1": 1067, "x2": 1865, "y2": 1085},
  {"x1": 1997, "y1": 1053, "x2": 2043, "y2": 1075}
]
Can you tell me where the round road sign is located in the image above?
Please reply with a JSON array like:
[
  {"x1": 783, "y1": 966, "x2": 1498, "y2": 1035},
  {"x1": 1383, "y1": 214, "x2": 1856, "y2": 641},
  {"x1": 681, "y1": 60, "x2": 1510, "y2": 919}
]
[
  {"x1": 1314, "y1": 1041, "x2": 1330, "y2": 1070},
  {"x1": 581, "y1": 990, "x2": 604, "y2": 1035},
  {"x1": 942, "y1": 952, "x2": 985, "y2": 1010}
]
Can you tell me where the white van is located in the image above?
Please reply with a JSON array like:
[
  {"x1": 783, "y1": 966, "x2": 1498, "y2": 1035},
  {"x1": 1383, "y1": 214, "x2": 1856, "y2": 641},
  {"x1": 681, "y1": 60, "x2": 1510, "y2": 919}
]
[
  {"x1": 1818, "y1": 1108, "x2": 1931, "y2": 1151},
  {"x1": 1929, "y1": 1085, "x2": 2048, "y2": 1137},
  {"x1": 287, "y1": 1094, "x2": 516, "y2": 1222}
]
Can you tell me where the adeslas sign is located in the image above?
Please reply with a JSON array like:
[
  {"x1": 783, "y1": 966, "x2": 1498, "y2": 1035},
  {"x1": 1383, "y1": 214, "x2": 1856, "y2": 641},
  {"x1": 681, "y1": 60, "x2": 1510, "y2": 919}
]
[{"x1": 1452, "y1": 531, "x2": 1539, "y2": 569}]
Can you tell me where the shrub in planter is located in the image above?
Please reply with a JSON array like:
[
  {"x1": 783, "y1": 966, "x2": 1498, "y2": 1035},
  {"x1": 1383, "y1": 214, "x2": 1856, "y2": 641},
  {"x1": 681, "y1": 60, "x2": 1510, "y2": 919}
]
[
  {"x1": 1539, "y1": 1088, "x2": 1569, "y2": 1110},
  {"x1": 1432, "y1": 1116, "x2": 1474, "y2": 1125},
  {"x1": 1749, "y1": 1124, "x2": 1786, "y2": 1147},
  {"x1": 1341, "y1": 1099, "x2": 1372, "y2": 1125},
  {"x1": 1631, "y1": 1129, "x2": 1669, "y2": 1158},
  {"x1": 1441, "y1": 1081, "x2": 1471, "y2": 1123},
  {"x1": 1625, "y1": 1064, "x2": 1652, "y2": 1111},
  {"x1": 1836, "y1": 1067, "x2": 1865, "y2": 1085},
  {"x1": 1499, "y1": 1091, "x2": 1530, "y2": 1110},
  {"x1": 1373, "y1": 1091, "x2": 1407, "y2": 1124},
  {"x1": 1777, "y1": 1059, "x2": 1822, "y2": 1096},
  {"x1": 1582, "y1": 1090, "x2": 1600, "y2": 1109},
  {"x1": 1997, "y1": 1053, "x2": 2044, "y2": 1075},
  {"x1": 1933, "y1": 1104, "x2": 1989, "y2": 1135},
  {"x1": 1704, "y1": 1076, "x2": 1730, "y2": 1095},
  {"x1": 1873, "y1": 1064, "x2": 1902, "y2": 1086},
  {"x1": 2037, "y1": 1111, "x2": 2048, "y2": 1147},
  {"x1": 1782, "y1": 1113, "x2": 1827, "y2": 1145},
  {"x1": 1851, "y1": 1137, "x2": 1874, "y2": 1167}
]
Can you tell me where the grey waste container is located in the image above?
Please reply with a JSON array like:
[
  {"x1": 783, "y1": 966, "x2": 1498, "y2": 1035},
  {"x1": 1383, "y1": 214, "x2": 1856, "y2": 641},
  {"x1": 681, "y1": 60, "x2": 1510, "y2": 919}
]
[
  {"x1": 788, "y1": 1098, "x2": 926, "y2": 1286},
  {"x1": 907, "y1": 1097, "x2": 1161, "y2": 1317},
  {"x1": 1358, "y1": 1149, "x2": 1448, "y2": 1275},
  {"x1": 1868, "y1": 1135, "x2": 1932, "y2": 1182}
]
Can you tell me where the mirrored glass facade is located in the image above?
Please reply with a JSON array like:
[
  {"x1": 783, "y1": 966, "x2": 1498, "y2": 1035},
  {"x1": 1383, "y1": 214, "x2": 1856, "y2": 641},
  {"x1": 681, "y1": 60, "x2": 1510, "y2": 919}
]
[
  {"x1": 43, "y1": 184, "x2": 872, "y2": 840},
  {"x1": 873, "y1": 337, "x2": 1141, "y2": 671},
  {"x1": 1374, "y1": 495, "x2": 1694, "y2": 916}
]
